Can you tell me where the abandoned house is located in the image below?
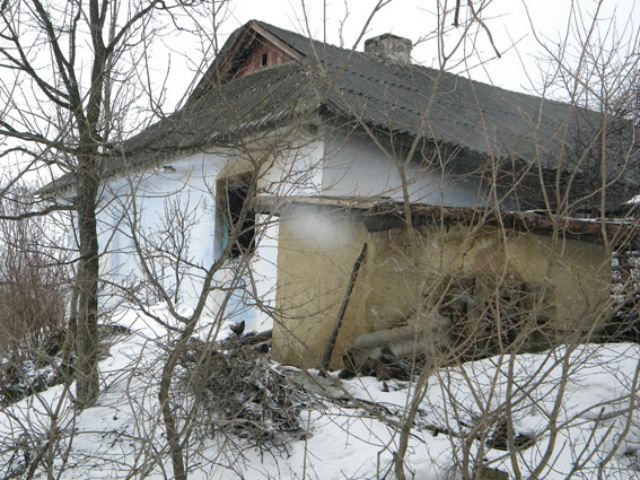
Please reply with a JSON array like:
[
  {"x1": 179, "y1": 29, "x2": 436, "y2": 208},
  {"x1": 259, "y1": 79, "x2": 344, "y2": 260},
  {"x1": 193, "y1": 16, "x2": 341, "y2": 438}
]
[{"x1": 40, "y1": 20, "x2": 639, "y2": 370}]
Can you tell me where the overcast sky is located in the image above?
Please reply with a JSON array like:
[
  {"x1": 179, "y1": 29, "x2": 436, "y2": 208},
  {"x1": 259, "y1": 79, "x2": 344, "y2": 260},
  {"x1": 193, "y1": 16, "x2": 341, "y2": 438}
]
[{"x1": 158, "y1": 0, "x2": 639, "y2": 109}]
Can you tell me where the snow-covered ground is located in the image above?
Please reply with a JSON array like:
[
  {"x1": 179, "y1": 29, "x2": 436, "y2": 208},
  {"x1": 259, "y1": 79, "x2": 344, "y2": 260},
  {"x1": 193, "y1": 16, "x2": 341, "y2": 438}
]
[{"x1": 2, "y1": 306, "x2": 640, "y2": 479}]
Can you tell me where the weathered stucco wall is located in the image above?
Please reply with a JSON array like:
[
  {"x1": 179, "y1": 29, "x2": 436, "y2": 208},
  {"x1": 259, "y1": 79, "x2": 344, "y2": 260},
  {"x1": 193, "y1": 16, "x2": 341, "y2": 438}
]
[
  {"x1": 97, "y1": 152, "x2": 222, "y2": 305},
  {"x1": 272, "y1": 207, "x2": 370, "y2": 368},
  {"x1": 95, "y1": 133, "x2": 325, "y2": 330},
  {"x1": 273, "y1": 210, "x2": 612, "y2": 369}
]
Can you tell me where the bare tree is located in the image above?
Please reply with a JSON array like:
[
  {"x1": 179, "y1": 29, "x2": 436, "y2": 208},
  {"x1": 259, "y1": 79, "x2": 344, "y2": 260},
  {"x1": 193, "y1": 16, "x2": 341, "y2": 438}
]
[
  {"x1": 0, "y1": 0, "x2": 212, "y2": 407},
  {"x1": 2, "y1": 1, "x2": 640, "y2": 479}
]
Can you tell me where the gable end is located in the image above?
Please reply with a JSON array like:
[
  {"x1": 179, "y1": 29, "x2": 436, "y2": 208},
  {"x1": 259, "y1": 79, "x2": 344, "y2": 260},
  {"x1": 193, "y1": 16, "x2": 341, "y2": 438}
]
[
  {"x1": 232, "y1": 33, "x2": 297, "y2": 79},
  {"x1": 189, "y1": 21, "x2": 304, "y2": 102}
]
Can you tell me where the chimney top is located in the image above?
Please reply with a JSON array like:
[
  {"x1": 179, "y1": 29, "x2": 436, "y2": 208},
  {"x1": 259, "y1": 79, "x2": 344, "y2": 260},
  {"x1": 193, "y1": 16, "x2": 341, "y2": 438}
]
[{"x1": 364, "y1": 33, "x2": 412, "y2": 64}]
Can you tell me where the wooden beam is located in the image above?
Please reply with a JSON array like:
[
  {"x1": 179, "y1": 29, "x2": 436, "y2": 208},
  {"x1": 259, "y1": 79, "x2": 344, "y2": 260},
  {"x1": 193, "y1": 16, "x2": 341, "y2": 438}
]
[
  {"x1": 320, "y1": 242, "x2": 368, "y2": 373},
  {"x1": 254, "y1": 195, "x2": 640, "y2": 247},
  {"x1": 250, "y1": 22, "x2": 304, "y2": 61}
]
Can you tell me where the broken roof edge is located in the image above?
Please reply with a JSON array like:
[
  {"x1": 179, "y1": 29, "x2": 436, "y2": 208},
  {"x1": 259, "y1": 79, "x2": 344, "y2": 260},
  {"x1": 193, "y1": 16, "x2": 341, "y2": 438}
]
[{"x1": 254, "y1": 195, "x2": 640, "y2": 248}]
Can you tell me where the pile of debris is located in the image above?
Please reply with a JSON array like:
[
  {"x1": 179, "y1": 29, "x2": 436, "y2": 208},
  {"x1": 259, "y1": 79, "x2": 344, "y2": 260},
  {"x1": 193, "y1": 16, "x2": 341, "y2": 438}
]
[
  {"x1": 0, "y1": 358, "x2": 63, "y2": 405},
  {"x1": 338, "y1": 311, "x2": 452, "y2": 381},
  {"x1": 179, "y1": 327, "x2": 313, "y2": 449},
  {"x1": 0, "y1": 323, "x2": 131, "y2": 406}
]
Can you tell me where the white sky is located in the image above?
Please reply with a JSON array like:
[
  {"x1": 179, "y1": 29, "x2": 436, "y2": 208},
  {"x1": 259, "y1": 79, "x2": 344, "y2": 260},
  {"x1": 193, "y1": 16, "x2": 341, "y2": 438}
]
[{"x1": 158, "y1": 0, "x2": 639, "y2": 109}]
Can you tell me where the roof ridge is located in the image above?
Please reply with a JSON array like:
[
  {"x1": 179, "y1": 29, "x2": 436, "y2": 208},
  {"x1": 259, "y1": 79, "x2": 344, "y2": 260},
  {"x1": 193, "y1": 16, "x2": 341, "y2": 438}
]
[{"x1": 252, "y1": 19, "x2": 596, "y2": 114}]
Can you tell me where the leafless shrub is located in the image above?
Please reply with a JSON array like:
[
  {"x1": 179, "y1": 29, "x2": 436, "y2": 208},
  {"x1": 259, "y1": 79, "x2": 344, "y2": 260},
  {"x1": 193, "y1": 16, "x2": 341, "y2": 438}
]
[
  {"x1": 0, "y1": 196, "x2": 68, "y2": 359},
  {"x1": 0, "y1": 193, "x2": 70, "y2": 405}
]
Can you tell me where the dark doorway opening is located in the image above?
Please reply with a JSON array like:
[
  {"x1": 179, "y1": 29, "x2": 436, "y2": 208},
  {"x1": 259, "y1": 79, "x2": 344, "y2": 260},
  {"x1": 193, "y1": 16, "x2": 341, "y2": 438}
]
[{"x1": 217, "y1": 172, "x2": 255, "y2": 258}]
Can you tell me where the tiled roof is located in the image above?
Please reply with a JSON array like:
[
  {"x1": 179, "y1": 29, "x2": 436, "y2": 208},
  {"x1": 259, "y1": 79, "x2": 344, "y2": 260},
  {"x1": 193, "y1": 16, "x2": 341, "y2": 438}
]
[
  {"x1": 260, "y1": 22, "x2": 636, "y2": 192},
  {"x1": 40, "y1": 20, "x2": 638, "y2": 210}
]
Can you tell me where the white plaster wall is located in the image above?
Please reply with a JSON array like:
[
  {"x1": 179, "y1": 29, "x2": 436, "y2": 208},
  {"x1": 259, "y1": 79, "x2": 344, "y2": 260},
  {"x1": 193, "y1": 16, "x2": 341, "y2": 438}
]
[
  {"x1": 257, "y1": 138, "x2": 324, "y2": 196},
  {"x1": 96, "y1": 136, "x2": 325, "y2": 332},
  {"x1": 98, "y1": 152, "x2": 222, "y2": 307},
  {"x1": 249, "y1": 216, "x2": 280, "y2": 331},
  {"x1": 91, "y1": 127, "x2": 486, "y2": 332},
  {"x1": 251, "y1": 137, "x2": 325, "y2": 331},
  {"x1": 322, "y1": 133, "x2": 487, "y2": 207}
]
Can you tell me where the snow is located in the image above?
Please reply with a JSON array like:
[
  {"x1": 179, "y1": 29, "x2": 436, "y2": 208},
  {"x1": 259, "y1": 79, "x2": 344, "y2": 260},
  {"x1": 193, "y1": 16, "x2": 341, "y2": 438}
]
[{"x1": 2, "y1": 306, "x2": 640, "y2": 479}]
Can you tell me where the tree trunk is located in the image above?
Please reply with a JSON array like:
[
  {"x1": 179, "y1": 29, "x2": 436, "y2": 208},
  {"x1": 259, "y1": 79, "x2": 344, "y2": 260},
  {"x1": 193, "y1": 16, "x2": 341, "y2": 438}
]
[
  {"x1": 60, "y1": 281, "x2": 79, "y2": 383},
  {"x1": 74, "y1": 160, "x2": 100, "y2": 408}
]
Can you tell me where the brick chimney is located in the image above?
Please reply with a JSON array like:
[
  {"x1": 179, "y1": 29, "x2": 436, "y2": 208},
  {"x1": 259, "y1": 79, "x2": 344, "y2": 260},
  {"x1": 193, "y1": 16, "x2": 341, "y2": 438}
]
[{"x1": 364, "y1": 33, "x2": 412, "y2": 64}]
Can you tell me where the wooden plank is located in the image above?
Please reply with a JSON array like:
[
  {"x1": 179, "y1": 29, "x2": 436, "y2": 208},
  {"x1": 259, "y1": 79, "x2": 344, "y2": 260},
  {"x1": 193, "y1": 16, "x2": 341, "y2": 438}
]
[
  {"x1": 320, "y1": 242, "x2": 368, "y2": 372},
  {"x1": 251, "y1": 22, "x2": 304, "y2": 61}
]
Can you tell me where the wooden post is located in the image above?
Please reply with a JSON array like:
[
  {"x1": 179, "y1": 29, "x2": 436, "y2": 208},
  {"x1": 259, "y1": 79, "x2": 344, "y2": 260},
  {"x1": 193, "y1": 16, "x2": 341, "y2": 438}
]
[{"x1": 320, "y1": 242, "x2": 368, "y2": 373}]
